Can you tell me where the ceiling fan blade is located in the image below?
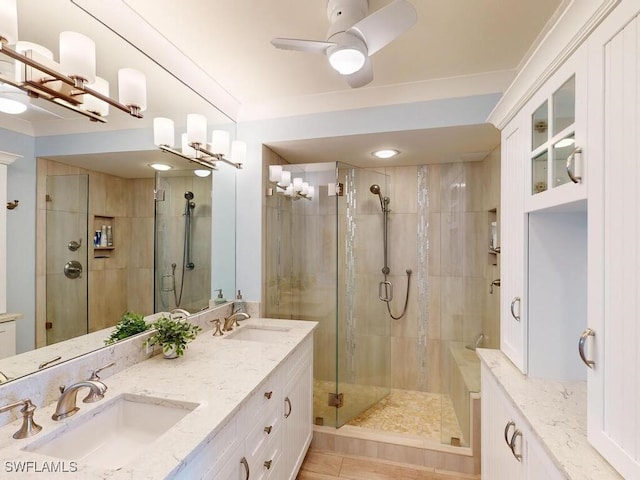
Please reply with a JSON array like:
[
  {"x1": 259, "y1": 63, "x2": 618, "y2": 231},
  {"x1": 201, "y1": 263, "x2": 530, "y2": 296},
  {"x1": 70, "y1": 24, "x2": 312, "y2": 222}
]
[
  {"x1": 271, "y1": 38, "x2": 335, "y2": 54},
  {"x1": 348, "y1": 0, "x2": 417, "y2": 56},
  {"x1": 344, "y1": 57, "x2": 373, "y2": 88}
]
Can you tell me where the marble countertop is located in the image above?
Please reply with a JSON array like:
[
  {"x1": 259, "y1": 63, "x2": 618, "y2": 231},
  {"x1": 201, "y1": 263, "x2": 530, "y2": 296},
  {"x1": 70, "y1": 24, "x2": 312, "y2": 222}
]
[
  {"x1": 477, "y1": 348, "x2": 622, "y2": 480},
  {"x1": 0, "y1": 313, "x2": 23, "y2": 324},
  {"x1": 0, "y1": 318, "x2": 316, "y2": 479}
]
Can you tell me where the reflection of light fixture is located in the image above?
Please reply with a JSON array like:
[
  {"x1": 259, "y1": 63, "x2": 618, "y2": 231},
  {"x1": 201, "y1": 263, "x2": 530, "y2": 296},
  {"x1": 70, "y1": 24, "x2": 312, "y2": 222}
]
[
  {"x1": 149, "y1": 163, "x2": 172, "y2": 171},
  {"x1": 0, "y1": 97, "x2": 26, "y2": 114},
  {"x1": 153, "y1": 115, "x2": 247, "y2": 172},
  {"x1": 194, "y1": 169, "x2": 211, "y2": 178},
  {"x1": 267, "y1": 165, "x2": 314, "y2": 200},
  {"x1": 372, "y1": 149, "x2": 400, "y2": 159},
  {"x1": 0, "y1": 1, "x2": 146, "y2": 122},
  {"x1": 327, "y1": 33, "x2": 367, "y2": 75},
  {"x1": 555, "y1": 137, "x2": 575, "y2": 148}
]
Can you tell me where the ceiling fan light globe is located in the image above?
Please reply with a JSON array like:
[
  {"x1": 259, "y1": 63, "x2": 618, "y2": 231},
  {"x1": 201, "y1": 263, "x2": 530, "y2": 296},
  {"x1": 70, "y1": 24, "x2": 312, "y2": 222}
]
[{"x1": 328, "y1": 47, "x2": 366, "y2": 75}]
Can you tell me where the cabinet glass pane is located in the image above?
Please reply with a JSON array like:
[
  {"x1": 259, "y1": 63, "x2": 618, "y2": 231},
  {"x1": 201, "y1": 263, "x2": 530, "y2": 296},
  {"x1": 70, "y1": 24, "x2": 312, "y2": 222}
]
[
  {"x1": 532, "y1": 101, "x2": 548, "y2": 150},
  {"x1": 552, "y1": 133, "x2": 575, "y2": 187},
  {"x1": 532, "y1": 150, "x2": 548, "y2": 195},
  {"x1": 553, "y1": 76, "x2": 575, "y2": 135}
]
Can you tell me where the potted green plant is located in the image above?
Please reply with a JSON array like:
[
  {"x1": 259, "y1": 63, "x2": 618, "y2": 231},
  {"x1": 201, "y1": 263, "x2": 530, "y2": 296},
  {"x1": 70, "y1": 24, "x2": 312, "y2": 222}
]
[
  {"x1": 145, "y1": 316, "x2": 202, "y2": 358},
  {"x1": 104, "y1": 312, "x2": 150, "y2": 345}
]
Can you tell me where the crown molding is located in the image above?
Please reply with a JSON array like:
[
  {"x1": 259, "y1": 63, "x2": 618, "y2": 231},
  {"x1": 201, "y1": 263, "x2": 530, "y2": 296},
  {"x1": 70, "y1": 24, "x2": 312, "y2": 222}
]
[{"x1": 487, "y1": 0, "x2": 621, "y2": 129}]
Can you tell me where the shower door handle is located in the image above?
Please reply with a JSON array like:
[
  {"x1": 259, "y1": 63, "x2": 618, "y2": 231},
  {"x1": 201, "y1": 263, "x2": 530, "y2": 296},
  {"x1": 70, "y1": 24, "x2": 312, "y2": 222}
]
[{"x1": 379, "y1": 281, "x2": 393, "y2": 301}]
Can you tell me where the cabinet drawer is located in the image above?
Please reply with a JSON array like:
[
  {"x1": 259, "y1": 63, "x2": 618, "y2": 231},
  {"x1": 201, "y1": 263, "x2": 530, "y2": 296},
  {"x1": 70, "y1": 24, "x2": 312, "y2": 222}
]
[
  {"x1": 242, "y1": 371, "x2": 282, "y2": 429},
  {"x1": 249, "y1": 422, "x2": 282, "y2": 480},
  {"x1": 284, "y1": 336, "x2": 312, "y2": 378},
  {"x1": 0, "y1": 320, "x2": 16, "y2": 359},
  {"x1": 245, "y1": 401, "x2": 282, "y2": 466}
]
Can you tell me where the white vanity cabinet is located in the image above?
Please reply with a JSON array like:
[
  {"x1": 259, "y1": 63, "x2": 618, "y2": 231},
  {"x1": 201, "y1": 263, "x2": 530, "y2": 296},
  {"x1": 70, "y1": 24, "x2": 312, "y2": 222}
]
[
  {"x1": 481, "y1": 364, "x2": 565, "y2": 480},
  {"x1": 0, "y1": 318, "x2": 16, "y2": 359},
  {"x1": 175, "y1": 334, "x2": 313, "y2": 480}
]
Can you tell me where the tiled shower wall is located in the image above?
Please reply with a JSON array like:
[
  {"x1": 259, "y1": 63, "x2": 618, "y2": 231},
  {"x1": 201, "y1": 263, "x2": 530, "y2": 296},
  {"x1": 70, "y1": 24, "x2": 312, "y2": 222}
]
[{"x1": 36, "y1": 158, "x2": 154, "y2": 348}]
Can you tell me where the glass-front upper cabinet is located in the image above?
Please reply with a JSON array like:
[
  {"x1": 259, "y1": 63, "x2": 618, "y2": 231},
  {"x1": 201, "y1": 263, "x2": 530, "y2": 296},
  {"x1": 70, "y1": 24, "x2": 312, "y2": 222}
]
[{"x1": 525, "y1": 46, "x2": 587, "y2": 212}]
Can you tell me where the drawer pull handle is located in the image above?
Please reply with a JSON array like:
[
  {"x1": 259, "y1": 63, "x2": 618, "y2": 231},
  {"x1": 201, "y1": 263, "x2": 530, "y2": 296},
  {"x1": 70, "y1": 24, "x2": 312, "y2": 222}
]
[
  {"x1": 578, "y1": 328, "x2": 595, "y2": 369},
  {"x1": 510, "y1": 296, "x2": 521, "y2": 321},
  {"x1": 264, "y1": 391, "x2": 273, "y2": 399},
  {"x1": 264, "y1": 425, "x2": 272, "y2": 434},
  {"x1": 284, "y1": 396, "x2": 292, "y2": 418},
  {"x1": 509, "y1": 429, "x2": 523, "y2": 462},
  {"x1": 566, "y1": 146, "x2": 583, "y2": 184},
  {"x1": 504, "y1": 420, "x2": 515, "y2": 447},
  {"x1": 264, "y1": 459, "x2": 273, "y2": 470},
  {"x1": 241, "y1": 457, "x2": 250, "y2": 480}
]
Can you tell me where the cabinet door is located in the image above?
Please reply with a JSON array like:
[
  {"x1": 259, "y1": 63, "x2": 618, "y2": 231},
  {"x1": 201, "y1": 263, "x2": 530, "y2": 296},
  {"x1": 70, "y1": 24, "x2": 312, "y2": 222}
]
[
  {"x1": 500, "y1": 116, "x2": 528, "y2": 373},
  {"x1": 481, "y1": 366, "x2": 525, "y2": 480},
  {"x1": 281, "y1": 349, "x2": 313, "y2": 480},
  {"x1": 586, "y1": 6, "x2": 640, "y2": 479},
  {"x1": 0, "y1": 320, "x2": 16, "y2": 359}
]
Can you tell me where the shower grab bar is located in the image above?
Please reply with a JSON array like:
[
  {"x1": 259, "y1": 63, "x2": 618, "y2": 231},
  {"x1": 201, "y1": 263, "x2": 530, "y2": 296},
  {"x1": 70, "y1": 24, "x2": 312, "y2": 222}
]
[{"x1": 379, "y1": 281, "x2": 393, "y2": 302}]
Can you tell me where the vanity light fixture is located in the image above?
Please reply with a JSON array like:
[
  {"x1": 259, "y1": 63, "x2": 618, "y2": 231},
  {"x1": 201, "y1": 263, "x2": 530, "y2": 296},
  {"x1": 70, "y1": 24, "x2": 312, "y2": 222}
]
[
  {"x1": 267, "y1": 165, "x2": 314, "y2": 200},
  {"x1": 372, "y1": 149, "x2": 400, "y2": 159},
  {"x1": 153, "y1": 116, "x2": 247, "y2": 172},
  {"x1": 194, "y1": 169, "x2": 211, "y2": 178},
  {"x1": 0, "y1": 1, "x2": 147, "y2": 122}
]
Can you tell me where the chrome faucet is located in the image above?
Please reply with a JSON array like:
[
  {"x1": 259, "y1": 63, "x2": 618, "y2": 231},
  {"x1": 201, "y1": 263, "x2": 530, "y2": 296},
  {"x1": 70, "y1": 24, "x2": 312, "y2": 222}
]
[
  {"x1": 223, "y1": 312, "x2": 250, "y2": 331},
  {"x1": 0, "y1": 369, "x2": 11, "y2": 384},
  {"x1": 52, "y1": 380, "x2": 107, "y2": 421},
  {"x1": 170, "y1": 308, "x2": 191, "y2": 320},
  {"x1": 466, "y1": 333, "x2": 486, "y2": 351}
]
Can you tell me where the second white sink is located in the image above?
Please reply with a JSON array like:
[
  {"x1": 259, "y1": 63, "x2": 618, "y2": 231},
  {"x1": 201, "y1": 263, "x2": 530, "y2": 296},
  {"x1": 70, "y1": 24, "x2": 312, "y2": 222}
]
[
  {"x1": 24, "y1": 393, "x2": 198, "y2": 470},
  {"x1": 223, "y1": 325, "x2": 290, "y2": 342}
]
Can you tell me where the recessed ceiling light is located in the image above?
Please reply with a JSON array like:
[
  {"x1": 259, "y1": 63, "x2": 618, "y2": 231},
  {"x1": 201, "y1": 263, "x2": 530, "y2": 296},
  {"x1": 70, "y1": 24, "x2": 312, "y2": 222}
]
[
  {"x1": 372, "y1": 149, "x2": 400, "y2": 159},
  {"x1": 0, "y1": 98, "x2": 27, "y2": 114},
  {"x1": 194, "y1": 169, "x2": 211, "y2": 177},
  {"x1": 149, "y1": 163, "x2": 172, "y2": 171}
]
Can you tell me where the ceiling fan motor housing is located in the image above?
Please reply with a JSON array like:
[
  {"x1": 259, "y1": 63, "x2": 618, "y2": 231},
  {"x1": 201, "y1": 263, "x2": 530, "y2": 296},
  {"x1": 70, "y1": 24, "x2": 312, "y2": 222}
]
[{"x1": 326, "y1": 0, "x2": 368, "y2": 38}]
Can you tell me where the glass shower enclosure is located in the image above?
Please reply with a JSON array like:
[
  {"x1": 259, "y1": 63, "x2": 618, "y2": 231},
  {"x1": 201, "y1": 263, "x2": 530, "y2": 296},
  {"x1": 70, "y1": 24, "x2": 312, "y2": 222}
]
[{"x1": 265, "y1": 161, "x2": 390, "y2": 427}]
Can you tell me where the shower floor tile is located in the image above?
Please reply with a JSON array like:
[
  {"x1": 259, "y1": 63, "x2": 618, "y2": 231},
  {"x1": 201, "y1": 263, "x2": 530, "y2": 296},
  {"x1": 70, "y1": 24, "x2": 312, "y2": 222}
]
[{"x1": 314, "y1": 380, "x2": 465, "y2": 445}]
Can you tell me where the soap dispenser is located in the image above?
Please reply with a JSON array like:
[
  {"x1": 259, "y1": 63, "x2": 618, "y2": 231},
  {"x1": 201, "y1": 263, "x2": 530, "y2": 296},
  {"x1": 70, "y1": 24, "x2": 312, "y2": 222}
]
[
  {"x1": 214, "y1": 289, "x2": 226, "y2": 305},
  {"x1": 232, "y1": 290, "x2": 246, "y2": 314}
]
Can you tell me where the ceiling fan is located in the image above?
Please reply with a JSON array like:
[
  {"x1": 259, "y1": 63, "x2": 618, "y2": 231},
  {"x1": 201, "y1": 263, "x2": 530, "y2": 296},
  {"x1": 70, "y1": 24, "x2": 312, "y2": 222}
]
[{"x1": 271, "y1": 0, "x2": 417, "y2": 88}]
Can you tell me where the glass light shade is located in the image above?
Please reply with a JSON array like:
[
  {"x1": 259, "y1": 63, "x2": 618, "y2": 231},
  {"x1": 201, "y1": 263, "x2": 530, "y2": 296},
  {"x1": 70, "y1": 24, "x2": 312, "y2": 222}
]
[
  {"x1": 83, "y1": 76, "x2": 109, "y2": 116},
  {"x1": 328, "y1": 183, "x2": 336, "y2": 196},
  {"x1": 279, "y1": 170, "x2": 291, "y2": 187},
  {"x1": 0, "y1": 97, "x2": 26, "y2": 114},
  {"x1": 329, "y1": 48, "x2": 366, "y2": 75},
  {"x1": 231, "y1": 140, "x2": 247, "y2": 166},
  {"x1": 187, "y1": 113, "x2": 207, "y2": 146},
  {"x1": 15, "y1": 42, "x2": 53, "y2": 82},
  {"x1": 269, "y1": 165, "x2": 283, "y2": 183},
  {"x1": 118, "y1": 68, "x2": 147, "y2": 111},
  {"x1": 153, "y1": 117, "x2": 175, "y2": 147},
  {"x1": 194, "y1": 169, "x2": 211, "y2": 177},
  {"x1": 149, "y1": 163, "x2": 172, "y2": 171},
  {"x1": 301, "y1": 182, "x2": 309, "y2": 195},
  {"x1": 0, "y1": 0, "x2": 18, "y2": 45},
  {"x1": 181, "y1": 133, "x2": 196, "y2": 157},
  {"x1": 293, "y1": 177, "x2": 303, "y2": 192},
  {"x1": 284, "y1": 185, "x2": 294, "y2": 197},
  {"x1": 59, "y1": 32, "x2": 96, "y2": 83},
  {"x1": 307, "y1": 186, "x2": 315, "y2": 198},
  {"x1": 210, "y1": 130, "x2": 229, "y2": 156}
]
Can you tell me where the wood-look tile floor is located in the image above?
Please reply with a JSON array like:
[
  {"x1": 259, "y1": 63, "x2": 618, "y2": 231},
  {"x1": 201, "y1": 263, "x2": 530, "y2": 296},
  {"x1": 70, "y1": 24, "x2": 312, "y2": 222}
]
[{"x1": 296, "y1": 449, "x2": 479, "y2": 480}]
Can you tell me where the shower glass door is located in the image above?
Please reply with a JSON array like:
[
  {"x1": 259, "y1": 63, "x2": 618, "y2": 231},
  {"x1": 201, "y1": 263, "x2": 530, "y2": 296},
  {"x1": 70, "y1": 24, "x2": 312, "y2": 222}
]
[
  {"x1": 335, "y1": 164, "x2": 391, "y2": 427},
  {"x1": 45, "y1": 174, "x2": 89, "y2": 345}
]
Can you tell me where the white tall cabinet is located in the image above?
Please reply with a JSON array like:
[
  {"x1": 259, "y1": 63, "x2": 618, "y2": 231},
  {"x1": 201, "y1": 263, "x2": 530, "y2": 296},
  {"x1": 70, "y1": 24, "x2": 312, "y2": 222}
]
[{"x1": 485, "y1": 0, "x2": 640, "y2": 478}]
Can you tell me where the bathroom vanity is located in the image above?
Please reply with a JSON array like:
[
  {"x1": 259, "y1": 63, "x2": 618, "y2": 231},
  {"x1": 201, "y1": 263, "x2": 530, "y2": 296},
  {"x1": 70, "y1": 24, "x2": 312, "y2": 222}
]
[{"x1": 0, "y1": 317, "x2": 316, "y2": 479}]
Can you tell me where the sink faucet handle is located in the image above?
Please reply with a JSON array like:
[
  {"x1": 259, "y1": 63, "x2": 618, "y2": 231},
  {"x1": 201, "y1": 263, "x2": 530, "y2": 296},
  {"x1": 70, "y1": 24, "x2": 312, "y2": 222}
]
[
  {"x1": 0, "y1": 399, "x2": 42, "y2": 439},
  {"x1": 210, "y1": 319, "x2": 223, "y2": 336},
  {"x1": 89, "y1": 361, "x2": 116, "y2": 381}
]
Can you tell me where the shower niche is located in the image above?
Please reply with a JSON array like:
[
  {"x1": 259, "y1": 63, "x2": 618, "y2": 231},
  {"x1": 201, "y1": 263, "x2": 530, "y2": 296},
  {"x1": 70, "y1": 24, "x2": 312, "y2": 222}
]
[{"x1": 92, "y1": 215, "x2": 115, "y2": 258}]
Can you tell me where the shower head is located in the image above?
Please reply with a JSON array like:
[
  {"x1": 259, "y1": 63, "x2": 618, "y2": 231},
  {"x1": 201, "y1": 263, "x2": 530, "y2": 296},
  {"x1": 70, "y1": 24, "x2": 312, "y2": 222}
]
[
  {"x1": 369, "y1": 184, "x2": 387, "y2": 212},
  {"x1": 184, "y1": 191, "x2": 194, "y2": 200}
]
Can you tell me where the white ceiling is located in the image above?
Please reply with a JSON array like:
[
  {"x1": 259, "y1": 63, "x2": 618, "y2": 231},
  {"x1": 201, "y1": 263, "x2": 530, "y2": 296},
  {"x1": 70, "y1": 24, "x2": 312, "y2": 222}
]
[{"x1": 0, "y1": 0, "x2": 567, "y2": 172}]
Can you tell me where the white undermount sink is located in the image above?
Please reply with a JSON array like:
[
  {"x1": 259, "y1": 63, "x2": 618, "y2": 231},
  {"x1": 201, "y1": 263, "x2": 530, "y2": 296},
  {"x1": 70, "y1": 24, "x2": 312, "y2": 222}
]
[
  {"x1": 223, "y1": 325, "x2": 290, "y2": 342},
  {"x1": 24, "y1": 393, "x2": 198, "y2": 470}
]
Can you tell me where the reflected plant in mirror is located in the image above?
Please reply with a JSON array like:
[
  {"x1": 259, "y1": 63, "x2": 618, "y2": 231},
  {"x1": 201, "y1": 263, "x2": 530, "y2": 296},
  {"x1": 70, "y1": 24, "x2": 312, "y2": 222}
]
[{"x1": 104, "y1": 312, "x2": 150, "y2": 345}]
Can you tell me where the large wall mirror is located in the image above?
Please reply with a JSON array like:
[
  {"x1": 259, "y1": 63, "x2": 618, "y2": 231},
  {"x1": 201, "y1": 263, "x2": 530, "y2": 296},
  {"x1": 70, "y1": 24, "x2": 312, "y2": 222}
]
[{"x1": 0, "y1": 0, "x2": 236, "y2": 383}]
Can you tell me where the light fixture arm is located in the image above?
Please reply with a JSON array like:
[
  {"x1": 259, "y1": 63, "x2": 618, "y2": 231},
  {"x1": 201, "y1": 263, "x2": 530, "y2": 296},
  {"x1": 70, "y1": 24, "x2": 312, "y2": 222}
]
[
  {"x1": 190, "y1": 143, "x2": 243, "y2": 169},
  {"x1": 159, "y1": 145, "x2": 218, "y2": 171},
  {"x1": 0, "y1": 42, "x2": 143, "y2": 120}
]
